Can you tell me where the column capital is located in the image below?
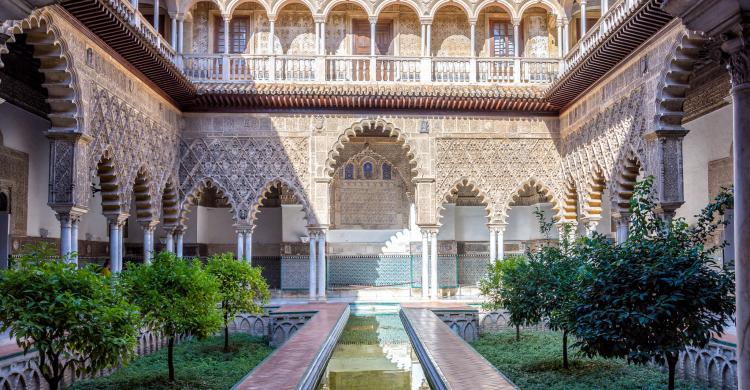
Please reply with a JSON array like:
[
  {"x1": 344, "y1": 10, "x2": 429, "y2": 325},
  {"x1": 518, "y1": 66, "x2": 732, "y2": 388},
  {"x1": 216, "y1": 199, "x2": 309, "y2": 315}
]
[
  {"x1": 468, "y1": 18, "x2": 478, "y2": 26},
  {"x1": 53, "y1": 206, "x2": 87, "y2": 221},
  {"x1": 419, "y1": 18, "x2": 433, "y2": 25},
  {"x1": 488, "y1": 223, "x2": 508, "y2": 233},
  {"x1": 313, "y1": 14, "x2": 326, "y2": 23},
  {"x1": 221, "y1": 13, "x2": 232, "y2": 22},
  {"x1": 268, "y1": 14, "x2": 277, "y2": 23},
  {"x1": 140, "y1": 220, "x2": 160, "y2": 231},
  {"x1": 418, "y1": 225, "x2": 440, "y2": 235},
  {"x1": 107, "y1": 213, "x2": 129, "y2": 226},
  {"x1": 511, "y1": 18, "x2": 521, "y2": 27}
]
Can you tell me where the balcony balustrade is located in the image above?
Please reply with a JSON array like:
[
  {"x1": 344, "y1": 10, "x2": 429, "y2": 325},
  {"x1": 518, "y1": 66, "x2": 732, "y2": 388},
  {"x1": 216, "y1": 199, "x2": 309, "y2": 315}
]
[
  {"x1": 182, "y1": 54, "x2": 561, "y2": 85},
  {"x1": 103, "y1": 0, "x2": 647, "y2": 88}
]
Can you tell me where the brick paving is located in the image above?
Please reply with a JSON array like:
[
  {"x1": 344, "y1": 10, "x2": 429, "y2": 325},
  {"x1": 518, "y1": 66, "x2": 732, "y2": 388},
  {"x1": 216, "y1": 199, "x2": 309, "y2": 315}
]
[
  {"x1": 402, "y1": 307, "x2": 516, "y2": 390},
  {"x1": 234, "y1": 302, "x2": 348, "y2": 390}
]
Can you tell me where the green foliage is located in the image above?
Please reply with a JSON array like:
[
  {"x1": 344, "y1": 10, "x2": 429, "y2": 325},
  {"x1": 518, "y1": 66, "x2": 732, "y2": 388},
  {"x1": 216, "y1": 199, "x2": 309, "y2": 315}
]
[
  {"x1": 205, "y1": 253, "x2": 270, "y2": 351},
  {"x1": 574, "y1": 176, "x2": 735, "y2": 390},
  {"x1": 122, "y1": 251, "x2": 222, "y2": 381},
  {"x1": 471, "y1": 330, "x2": 703, "y2": 390},
  {"x1": 0, "y1": 244, "x2": 140, "y2": 390},
  {"x1": 70, "y1": 333, "x2": 272, "y2": 390},
  {"x1": 480, "y1": 255, "x2": 544, "y2": 339}
]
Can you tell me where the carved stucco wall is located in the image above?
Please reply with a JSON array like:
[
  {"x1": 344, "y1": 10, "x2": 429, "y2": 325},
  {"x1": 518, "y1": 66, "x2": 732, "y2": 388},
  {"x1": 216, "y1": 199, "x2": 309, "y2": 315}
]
[
  {"x1": 431, "y1": 6, "x2": 470, "y2": 57},
  {"x1": 6, "y1": 8, "x2": 181, "y2": 221},
  {"x1": 560, "y1": 22, "x2": 688, "y2": 216},
  {"x1": 181, "y1": 113, "x2": 559, "y2": 228}
]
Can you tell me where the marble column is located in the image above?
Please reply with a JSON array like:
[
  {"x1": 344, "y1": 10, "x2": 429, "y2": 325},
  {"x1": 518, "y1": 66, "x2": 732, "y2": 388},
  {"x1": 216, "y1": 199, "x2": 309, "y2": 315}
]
[
  {"x1": 469, "y1": 22, "x2": 476, "y2": 57},
  {"x1": 580, "y1": 0, "x2": 587, "y2": 36},
  {"x1": 563, "y1": 21, "x2": 569, "y2": 55},
  {"x1": 268, "y1": 20, "x2": 275, "y2": 54},
  {"x1": 142, "y1": 223, "x2": 157, "y2": 264},
  {"x1": 614, "y1": 213, "x2": 630, "y2": 244},
  {"x1": 421, "y1": 229, "x2": 429, "y2": 299},
  {"x1": 236, "y1": 230, "x2": 244, "y2": 260},
  {"x1": 223, "y1": 16, "x2": 230, "y2": 54},
  {"x1": 244, "y1": 231, "x2": 252, "y2": 264},
  {"x1": 57, "y1": 213, "x2": 72, "y2": 259},
  {"x1": 171, "y1": 14, "x2": 177, "y2": 48},
  {"x1": 108, "y1": 218, "x2": 122, "y2": 272},
  {"x1": 165, "y1": 230, "x2": 174, "y2": 253},
  {"x1": 317, "y1": 231, "x2": 327, "y2": 299},
  {"x1": 556, "y1": 18, "x2": 563, "y2": 58},
  {"x1": 70, "y1": 217, "x2": 79, "y2": 264},
  {"x1": 728, "y1": 37, "x2": 750, "y2": 387},
  {"x1": 118, "y1": 224, "x2": 124, "y2": 268},
  {"x1": 513, "y1": 21, "x2": 520, "y2": 57},
  {"x1": 153, "y1": 0, "x2": 159, "y2": 32},
  {"x1": 496, "y1": 225, "x2": 506, "y2": 261},
  {"x1": 177, "y1": 17, "x2": 184, "y2": 53},
  {"x1": 320, "y1": 21, "x2": 326, "y2": 55},
  {"x1": 430, "y1": 230, "x2": 438, "y2": 300},
  {"x1": 309, "y1": 231, "x2": 317, "y2": 300},
  {"x1": 488, "y1": 226, "x2": 497, "y2": 262},
  {"x1": 175, "y1": 229, "x2": 184, "y2": 258}
]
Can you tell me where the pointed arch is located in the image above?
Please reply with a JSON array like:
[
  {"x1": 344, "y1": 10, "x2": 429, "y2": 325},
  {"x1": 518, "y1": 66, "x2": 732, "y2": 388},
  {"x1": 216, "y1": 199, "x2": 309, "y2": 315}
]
[
  {"x1": 611, "y1": 149, "x2": 642, "y2": 214},
  {"x1": 131, "y1": 166, "x2": 159, "y2": 223},
  {"x1": 562, "y1": 177, "x2": 578, "y2": 223},
  {"x1": 178, "y1": 176, "x2": 237, "y2": 224},
  {"x1": 324, "y1": 118, "x2": 420, "y2": 177},
  {"x1": 582, "y1": 164, "x2": 607, "y2": 221},
  {"x1": 95, "y1": 149, "x2": 123, "y2": 217},
  {"x1": 437, "y1": 178, "x2": 495, "y2": 225},
  {"x1": 249, "y1": 177, "x2": 315, "y2": 225},
  {"x1": 653, "y1": 30, "x2": 708, "y2": 133},
  {"x1": 499, "y1": 177, "x2": 562, "y2": 224},
  {"x1": 1, "y1": 10, "x2": 83, "y2": 133}
]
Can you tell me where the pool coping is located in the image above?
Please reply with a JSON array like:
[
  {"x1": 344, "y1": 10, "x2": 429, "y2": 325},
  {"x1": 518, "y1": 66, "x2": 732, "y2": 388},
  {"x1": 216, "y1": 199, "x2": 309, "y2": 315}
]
[
  {"x1": 400, "y1": 307, "x2": 519, "y2": 390},
  {"x1": 230, "y1": 303, "x2": 350, "y2": 390}
]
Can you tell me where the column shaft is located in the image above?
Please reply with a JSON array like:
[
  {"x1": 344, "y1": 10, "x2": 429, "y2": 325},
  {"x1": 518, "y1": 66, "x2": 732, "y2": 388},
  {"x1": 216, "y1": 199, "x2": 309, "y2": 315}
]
[
  {"x1": 320, "y1": 21, "x2": 326, "y2": 55},
  {"x1": 489, "y1": 228, "x2": 496, "y2": 262},
  {"x1": 430, "y1": 231, "x2": 438, "y2": 300},
  {"x1": 109, "y1": 221, "x2": 119, "y2": 272},
  {"x1": 317, "y1": 232, "x2": 326, "y2": 298},
  {"x1": 244, "y1": 232, "x2": 252, "y2": 264},
  {"x1": 733, "y1": 82, "x2": 750, "y2": 388},
  {"x1": 165, "y1": 232, "x2": 174, "y2": 253},
  {"x1": 70, "y1": 219, "x2": 79, "y2": 265},
  {"x1": 269, "y1": 21, "x2": 275, "y2": 54},
  {"x1": 153, "y1": 0, "x2": 159, "y2": 32},
  {"x1": 118, "y1": 226, "x2": 124, "y2": 268},
  {"x1": 309, "y1": 233, "x2": 317, "y2": 300},
  {"x1": 236, "y1": 230, "x2": 244, "y2": 259},
  {"x1": 580, "y1": 1, "x2": 587, "y2": 36},
  {"x1": 176, "y1": 232, "x2": 183, "y2": 258},
  {"x1": 143, "y1": 229, "x2": 151, "y2": 264},
  {"x1": 421, "y1": 231, "x2": 429, "y2": 299},
  {"x1": 370, "y1": 20, "x2": 376, "y2": 56},
  {"x1": 513, "y1": 23, "x2": 520, "y2": 57},
  {"x1": 59, "y1": 217, "x2": 72, "y2": 259},
  {"x1": 557, "y1": 21, "x2": 563, "y2": 57},
  {"x1": 178, "y1": 19, "x2": 184, "y2": 53},
  {"x1": 497, "y1": 230, "x2": 504, "y2": 261},
  {"x1": 171, "y1": 15, "x2": 177, "y2": 47}
]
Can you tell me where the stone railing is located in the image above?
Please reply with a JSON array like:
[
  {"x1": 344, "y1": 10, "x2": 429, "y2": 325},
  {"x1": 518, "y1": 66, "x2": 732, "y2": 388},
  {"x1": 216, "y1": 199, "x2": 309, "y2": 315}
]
[
  {"x1": 0, "y1": 329, "x2": 189, "y2": 390},
  {"x1": 478, "y1": 310, "x2": 738, "y2": 390},
  {"x1": 182, "y1": 53, "x2": 559, "y2": 85},
  {"x1": 432, "y1": 309, "x2": 480, "y2": 342},
  {"x1": 560, "y1": 0, "x2": 641, "y2": 74}
]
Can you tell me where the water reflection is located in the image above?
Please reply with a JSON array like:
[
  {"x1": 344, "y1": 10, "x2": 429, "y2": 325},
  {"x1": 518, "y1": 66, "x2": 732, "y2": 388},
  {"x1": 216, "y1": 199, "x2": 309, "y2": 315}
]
[{"x1": 317, "y1": 309, "x2": 431, "y2": 390}]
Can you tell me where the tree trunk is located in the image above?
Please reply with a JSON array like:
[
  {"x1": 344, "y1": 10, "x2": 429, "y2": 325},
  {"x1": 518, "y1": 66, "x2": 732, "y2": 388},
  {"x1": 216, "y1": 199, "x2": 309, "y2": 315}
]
[
  {"x1": 562, "y1": 329, "x2": 569, "y2": 369},
  {"x1": 515, "y1": 325, "x2": 520, "y2": 341},
  {"x1": 168, "y1": 336, "x2": 175, "y2": 381},
  {"x1": 224, "y1": 324, "x2": 230, "y2": 353},
  {"x1": 666, "y1": 352, "x2": 678, "y2": 390}
]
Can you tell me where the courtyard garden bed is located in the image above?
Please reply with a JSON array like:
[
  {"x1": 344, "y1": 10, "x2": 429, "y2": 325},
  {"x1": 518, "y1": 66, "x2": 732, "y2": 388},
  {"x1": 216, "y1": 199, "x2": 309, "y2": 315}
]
[
  {"x1": 70, "y1": 334, "x2": 272, "y2": 390},
  {"x1": 471, "y1": 330, "x2": 705, "y2": 390}
]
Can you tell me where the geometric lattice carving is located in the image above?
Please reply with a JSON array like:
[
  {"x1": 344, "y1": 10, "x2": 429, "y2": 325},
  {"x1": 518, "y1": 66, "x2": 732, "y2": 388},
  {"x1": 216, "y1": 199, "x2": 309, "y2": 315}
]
[{"x1": 179, "y1": 136, "x2": 311, "y2": 224}]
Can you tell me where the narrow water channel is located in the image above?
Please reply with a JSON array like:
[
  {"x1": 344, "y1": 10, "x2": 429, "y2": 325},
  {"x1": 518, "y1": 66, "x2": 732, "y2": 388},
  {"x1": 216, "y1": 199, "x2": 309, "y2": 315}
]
[{"x1": 316, "y1": 305, "x2": 431, "y2": 390}]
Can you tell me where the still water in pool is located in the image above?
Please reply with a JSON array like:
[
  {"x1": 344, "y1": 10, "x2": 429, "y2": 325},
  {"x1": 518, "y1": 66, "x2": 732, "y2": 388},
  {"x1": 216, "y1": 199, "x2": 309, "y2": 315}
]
[{"x1": 316, "y1": 305, "x2": 430, "y2": 390}]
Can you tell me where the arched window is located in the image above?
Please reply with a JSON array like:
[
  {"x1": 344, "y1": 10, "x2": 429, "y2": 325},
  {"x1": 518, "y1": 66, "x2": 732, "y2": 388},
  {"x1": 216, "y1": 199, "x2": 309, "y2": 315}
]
[
  {"x1": 382, "y1": 163, "x2": 392, "y2": 180},
  {"x1": 363, "y1": 162, "x2": 373, "y2": 179},
  {"x1": 344, "y1": 164, "x2": 354, "y2": 180}
]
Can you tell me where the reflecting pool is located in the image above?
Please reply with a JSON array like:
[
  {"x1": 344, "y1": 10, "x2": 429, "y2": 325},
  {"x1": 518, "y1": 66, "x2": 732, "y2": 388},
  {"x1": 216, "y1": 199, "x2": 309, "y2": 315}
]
[{"x1": 316, "y1": 304, "x2": 431, "y2": 390}]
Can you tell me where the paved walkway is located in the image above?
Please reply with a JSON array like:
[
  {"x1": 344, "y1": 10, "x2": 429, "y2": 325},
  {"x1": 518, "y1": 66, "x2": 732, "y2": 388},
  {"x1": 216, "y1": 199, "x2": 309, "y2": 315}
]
[
  {"x1": 402, "y1": 307, "x2": 516, "y2": 390},
  {"x1": 234, "y1": 302, "x2": 348, "y2": 390}
]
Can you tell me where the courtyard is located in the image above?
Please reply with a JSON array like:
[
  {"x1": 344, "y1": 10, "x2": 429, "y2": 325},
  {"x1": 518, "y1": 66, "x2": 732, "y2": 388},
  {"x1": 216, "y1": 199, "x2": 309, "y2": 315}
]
[{"x1": 0, "y1": 0, "x2": 747, "y2": 388}]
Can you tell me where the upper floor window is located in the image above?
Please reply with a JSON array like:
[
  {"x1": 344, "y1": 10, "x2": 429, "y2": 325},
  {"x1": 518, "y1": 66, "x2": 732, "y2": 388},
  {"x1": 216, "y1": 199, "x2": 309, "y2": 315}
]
[
  {"x1": 363, "y1": 162, "x2": 373, "y2": 179},
  {"x1": 382, "y1": 163, "x2": 392, "y2": 180},
  {"x1": 215, "y1": 16, "x2": 250, "y2": 54},
  {"x1": 344, "y1": 164, "x2": 354, "y2": 180},
  {"x1": 490, "y1": 20, "x2": 514, "y2": 57}
]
